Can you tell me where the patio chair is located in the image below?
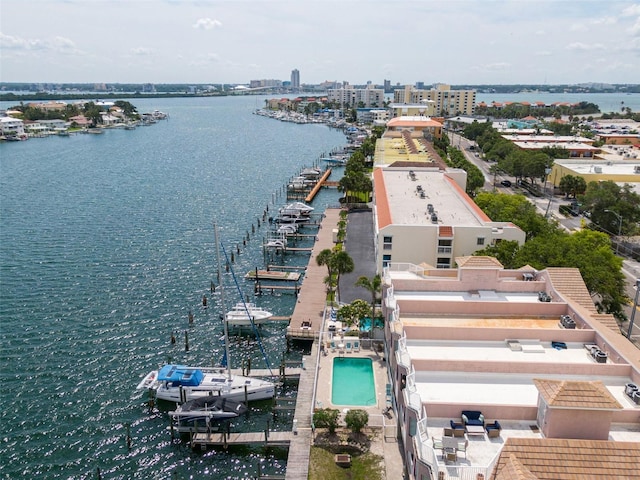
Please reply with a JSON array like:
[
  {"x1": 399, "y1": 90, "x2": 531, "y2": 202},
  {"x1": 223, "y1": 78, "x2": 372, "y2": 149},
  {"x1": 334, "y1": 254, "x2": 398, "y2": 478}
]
[
  {"x1": 345, "y1": 341, "x2": 352, "y2": 353},
  {"x1": 330, "y1": 341, "x2": 336, "y2": 352},
  {"x1": 432, "y1": 436, "x2": 443, "y2": 451},
  {"x1": 443, "y1": 427, "x2": 454, "y2": 437},
  {"x1": 456, "y1": 439, "x2": 468, "y2": 459},
  {"x1": 353, "y1": 340, "x2": 360, "y2": 352}
]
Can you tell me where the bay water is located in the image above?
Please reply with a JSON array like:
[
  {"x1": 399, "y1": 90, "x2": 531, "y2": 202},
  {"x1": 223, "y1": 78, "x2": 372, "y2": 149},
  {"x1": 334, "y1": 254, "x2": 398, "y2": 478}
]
[{"x1": 0, "y1": 96, "x2": 346, "y2": 479}]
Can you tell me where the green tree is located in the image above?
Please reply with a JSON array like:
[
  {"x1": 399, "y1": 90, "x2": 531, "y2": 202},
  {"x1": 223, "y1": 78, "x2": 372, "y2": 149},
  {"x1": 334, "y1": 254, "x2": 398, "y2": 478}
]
[
  {"x1": 355, "y1": 274, "x2": 382, "y2": 318},
  {"x1": 313, "y1": 408, "x2": 340, "y2": 434},
  {"x1": 559, "y1": 175, "x2": 586, "y2": 199},
  {"x1": 474, "y1": 240, "x2": 521, "y2": 269},
  {"x1": 474, "y1": 192, "x2": 555, "y2": 240},
  {"x1": 345, "y1": 409, "x2": 369, "y2": 434},
  {"x1": 514, "y1": 230, "x2": 628, "y2": 319},
  {"x1": 331, "y1": 250, "x2": 355, "y2": 301},
  {"x1": 580, "y1": 181, "x2": 640, "y2": 237},
  {"x1": 316, "y1": 248, "x2": 335, "y2": 280}
]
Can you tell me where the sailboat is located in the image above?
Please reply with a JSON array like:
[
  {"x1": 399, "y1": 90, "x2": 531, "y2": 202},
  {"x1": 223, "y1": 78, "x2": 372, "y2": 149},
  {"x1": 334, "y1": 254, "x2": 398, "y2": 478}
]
[{"x1": 136, "y1": 224, "x2": 276, "y2": 404}]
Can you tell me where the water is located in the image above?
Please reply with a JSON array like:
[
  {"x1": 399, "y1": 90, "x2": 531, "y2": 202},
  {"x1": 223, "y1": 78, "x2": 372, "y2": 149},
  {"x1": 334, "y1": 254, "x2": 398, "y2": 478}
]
[
  {"x1": 0, "y1": 96, "x2": 346, "y2": 479},
  {"x1": 331, "y1": 357, "x2": 375, "y2": 407}
]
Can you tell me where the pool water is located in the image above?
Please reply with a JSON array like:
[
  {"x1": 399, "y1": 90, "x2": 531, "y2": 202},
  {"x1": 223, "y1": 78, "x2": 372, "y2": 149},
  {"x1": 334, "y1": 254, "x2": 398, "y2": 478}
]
[
  {"x1": 359, "y1": 317, "x2": 384, "y2": 332},
  {"x1": 331, "y1": 357, "x2": 376, "y2": 406}
]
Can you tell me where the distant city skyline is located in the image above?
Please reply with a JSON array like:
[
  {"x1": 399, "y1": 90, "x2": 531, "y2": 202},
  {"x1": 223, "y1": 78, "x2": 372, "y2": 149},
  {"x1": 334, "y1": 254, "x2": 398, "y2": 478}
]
[{"x1": 1, "y1": 1, "x2": 639, "y2": 85}]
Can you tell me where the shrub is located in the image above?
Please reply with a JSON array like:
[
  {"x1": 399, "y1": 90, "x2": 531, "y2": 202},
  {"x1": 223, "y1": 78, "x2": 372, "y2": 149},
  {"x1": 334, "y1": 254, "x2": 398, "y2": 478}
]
[
  {"x1": 313, "y1": 408, "x2": 340, "y2": 434},
  {"x1": 345, "y1": 409, "x2": 369, "y2": 433}
]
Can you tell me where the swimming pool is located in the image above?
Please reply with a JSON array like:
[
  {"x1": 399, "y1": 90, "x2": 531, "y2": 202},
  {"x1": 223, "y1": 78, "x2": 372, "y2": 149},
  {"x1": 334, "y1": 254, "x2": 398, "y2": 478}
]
[
  {"x1": 359, "y1": 317, "x2": 384, "y2": 332},
  {"x1": 331, "y1": 357, "x2": 376, "y2": 406}
]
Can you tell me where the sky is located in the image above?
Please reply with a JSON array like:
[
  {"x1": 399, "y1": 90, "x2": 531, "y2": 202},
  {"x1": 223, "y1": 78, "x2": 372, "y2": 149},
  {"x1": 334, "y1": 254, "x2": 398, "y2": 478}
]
[{"x1": 1, "y1": 0, "x2": 639, "y2": 86}]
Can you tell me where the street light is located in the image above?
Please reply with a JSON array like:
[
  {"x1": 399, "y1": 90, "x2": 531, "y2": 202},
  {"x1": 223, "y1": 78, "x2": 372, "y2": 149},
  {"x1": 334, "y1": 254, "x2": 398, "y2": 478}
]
[
  {"x1": 604, "y1": 209, "x2": 622, "y2": 255},
  {"x1": 628, "y1": 279, "x2": 640, "y2": 339}
]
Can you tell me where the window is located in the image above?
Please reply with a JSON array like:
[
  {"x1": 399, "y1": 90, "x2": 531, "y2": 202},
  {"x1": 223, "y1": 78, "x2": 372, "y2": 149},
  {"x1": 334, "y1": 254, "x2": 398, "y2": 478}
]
[
  {"x1": 409, "y1": 417, "x2": 417, "y2": 437},
  {"x1": 477, "y1": 237, "x2": 485, "y2": 246},
  {"x1": 436, "y1": 257, "x2": 451, "y2": 268},
  {"x1": 383, "y1": 236, "x2": 392, "y2": 251},
  {"x1": 383, "y1": 254, "x2": 391, "y2": 268}
]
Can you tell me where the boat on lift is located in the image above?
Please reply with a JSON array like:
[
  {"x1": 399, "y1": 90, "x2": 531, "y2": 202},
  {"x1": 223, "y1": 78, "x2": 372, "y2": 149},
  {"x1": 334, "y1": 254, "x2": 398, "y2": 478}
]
[
  {"x1": 225, "y1": 302, "x2": 274, "y2": 326},
  {"x1": 169, "y1": 395, "x2": 248, "y2": 427},
  {"x1": 279, "y1": 201, "x2": 314, "y2": 216}
]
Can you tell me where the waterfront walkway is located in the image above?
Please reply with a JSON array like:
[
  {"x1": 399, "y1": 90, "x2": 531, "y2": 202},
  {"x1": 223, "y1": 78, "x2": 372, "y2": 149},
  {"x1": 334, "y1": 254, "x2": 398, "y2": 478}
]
[{"x1": 284, "y1": 207, "x2": 406, "y2": 480}]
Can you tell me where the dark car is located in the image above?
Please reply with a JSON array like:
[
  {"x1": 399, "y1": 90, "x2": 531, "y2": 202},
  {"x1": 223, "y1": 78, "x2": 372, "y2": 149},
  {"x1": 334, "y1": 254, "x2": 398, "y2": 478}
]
[{"x1": 500, "y1": 180, "x2": 512, "y2": 187}]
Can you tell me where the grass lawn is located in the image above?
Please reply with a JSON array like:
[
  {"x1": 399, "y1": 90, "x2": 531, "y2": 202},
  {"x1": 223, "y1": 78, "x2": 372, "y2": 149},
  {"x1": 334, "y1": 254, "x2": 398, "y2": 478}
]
[{"x1": 308, "y1": 446, "x2": 384, "y2": 480}]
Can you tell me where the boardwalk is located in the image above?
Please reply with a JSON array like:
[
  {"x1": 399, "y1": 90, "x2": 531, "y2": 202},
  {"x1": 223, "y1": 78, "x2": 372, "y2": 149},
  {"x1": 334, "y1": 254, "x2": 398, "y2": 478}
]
[
  {"x1": 284, "y1": 209, "x2": 341, "y2": 479},
  {"x1": 286, "y1": 208, "x2": 341, "y2": 340}
]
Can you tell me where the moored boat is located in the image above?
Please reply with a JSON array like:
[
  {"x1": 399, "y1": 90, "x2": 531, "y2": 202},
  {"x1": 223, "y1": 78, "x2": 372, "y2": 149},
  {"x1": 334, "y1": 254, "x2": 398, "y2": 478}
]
[
  {"x1": 225, "y1": 302, "x2": 273, "y2": 326},
  {"x1": 169, "y1": 395, "x2": 248, "y2": 429},
  {"x1": 137, "y1": 364, "x2": 275, "y2": 403}
]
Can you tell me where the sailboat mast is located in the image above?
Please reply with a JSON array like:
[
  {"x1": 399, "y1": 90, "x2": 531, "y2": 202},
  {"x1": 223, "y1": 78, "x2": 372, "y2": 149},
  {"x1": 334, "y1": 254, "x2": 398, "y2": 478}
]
[{"x1": 214, "y1": 222, "x2": 232, "y2": 380}]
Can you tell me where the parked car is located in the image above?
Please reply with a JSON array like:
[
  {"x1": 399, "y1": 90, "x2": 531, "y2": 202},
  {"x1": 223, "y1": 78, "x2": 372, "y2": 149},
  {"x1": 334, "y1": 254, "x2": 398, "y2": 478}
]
[{"x1": 500, "y1": 180, "x2": 512, "y2": 187}]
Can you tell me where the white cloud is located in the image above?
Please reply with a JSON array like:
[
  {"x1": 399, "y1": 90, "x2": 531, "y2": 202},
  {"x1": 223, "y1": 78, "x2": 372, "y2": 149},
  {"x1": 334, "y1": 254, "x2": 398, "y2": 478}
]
[
  {"x1": 569, "y1": 24, "x2": 587, "y2": 32},
  {"x1": 534, "y1": 51, "x2": 552, "y2": 57},
  {"x1": 0, "y1": 32, "x2": 81, "y2": 54},
  {"x1": 566, "y1": 42, "x2": 605, "y2": 51},
  {"x1": 630, "y1": 18, "x2": 640, "y2": 35},
  {"x1": 193, "y1": 18, "x2": 222, "y2": 30},
  {"x1": 621, "y1": 4, "x2": 640, "y2": 16},
  {"x1": 590, "y1": 16, "x2": 616, "y2": 26},
  {"x1": 130, "y1": 47, "x2": 153, "y2": 56}
]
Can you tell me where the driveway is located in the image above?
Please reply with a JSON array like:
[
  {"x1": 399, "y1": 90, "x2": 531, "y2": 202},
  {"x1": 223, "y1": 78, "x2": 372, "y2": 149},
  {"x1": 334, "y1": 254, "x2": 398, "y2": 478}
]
[{"x1": 339, "y1": 209, "x2": 377, "y2": 304}]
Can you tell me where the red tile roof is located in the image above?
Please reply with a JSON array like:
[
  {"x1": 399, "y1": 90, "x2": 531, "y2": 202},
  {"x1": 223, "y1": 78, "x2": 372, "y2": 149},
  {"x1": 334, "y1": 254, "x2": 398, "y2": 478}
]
[{"x1": 373, "y1": 168, "x2": 392, "y2": 229}]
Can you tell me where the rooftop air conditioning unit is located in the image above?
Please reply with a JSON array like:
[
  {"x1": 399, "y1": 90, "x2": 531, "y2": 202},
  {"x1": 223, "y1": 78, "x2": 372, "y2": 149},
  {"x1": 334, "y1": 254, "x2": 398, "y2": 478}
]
[{"x1": 593, "y1": 166, "x2": 602, "y2": 173}]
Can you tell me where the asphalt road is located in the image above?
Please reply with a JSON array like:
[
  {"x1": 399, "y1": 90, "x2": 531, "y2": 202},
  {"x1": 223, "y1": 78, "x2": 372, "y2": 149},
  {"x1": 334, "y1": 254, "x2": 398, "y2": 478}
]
[{"x1": 339, "y1": 209, "x2": 377, "y2": 305}]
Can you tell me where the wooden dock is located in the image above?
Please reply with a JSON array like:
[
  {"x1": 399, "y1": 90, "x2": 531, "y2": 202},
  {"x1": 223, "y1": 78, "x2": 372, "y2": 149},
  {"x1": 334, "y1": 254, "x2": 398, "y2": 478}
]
[
  {"x1": 304, "y1": 169, "x2": 332, "y2": 203},
  {"x1": 191, "y1": 430, "x2": 294, "y2": 448},
  {"x1": 255, "y1": 283, "x2": 301, "y2": 295}
]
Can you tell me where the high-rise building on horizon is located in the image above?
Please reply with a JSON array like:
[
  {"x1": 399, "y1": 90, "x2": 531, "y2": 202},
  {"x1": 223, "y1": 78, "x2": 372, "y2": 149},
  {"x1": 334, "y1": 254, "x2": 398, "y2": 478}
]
[{"x1": 291, "y1": 69, "x2": 300, "y2": 91}]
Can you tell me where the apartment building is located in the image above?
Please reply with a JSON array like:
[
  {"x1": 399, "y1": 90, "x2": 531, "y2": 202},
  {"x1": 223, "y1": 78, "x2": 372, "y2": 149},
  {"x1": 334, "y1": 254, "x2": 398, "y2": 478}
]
[
  {"x1": 382, "y1": 259, "x2": 640, "y2": 480},
  {"x1": 394, "y1": 84, "x2": 476, "y2": 116},
  {"x1": 372, "y1": 167, "x2": 525, "y2": 271},
  {"x1": 327, "y1": 85, "x2": 385, "y2": 108}
]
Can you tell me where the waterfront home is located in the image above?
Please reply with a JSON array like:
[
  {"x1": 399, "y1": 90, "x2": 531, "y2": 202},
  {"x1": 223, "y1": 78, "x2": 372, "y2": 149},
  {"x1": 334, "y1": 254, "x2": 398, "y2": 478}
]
[
  {"x1": 0, "y1": 116, "x2": 26, "y2": 138},
  {"x1": 382, "y1": 258, "x2": 640, "y2": 479}
]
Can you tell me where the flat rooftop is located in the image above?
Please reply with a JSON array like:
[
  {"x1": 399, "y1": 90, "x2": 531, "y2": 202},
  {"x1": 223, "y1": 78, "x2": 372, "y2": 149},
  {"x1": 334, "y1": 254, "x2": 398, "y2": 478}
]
[
  {"x1": 394, "y1": 290, "x2": 541, "y2": 303},
  {"x1": 555, "y1": 159, "x2": 640, "y2": 175},
  {"x1": 414, "y1": 370, "x2": 638, "y2": 412},
  {"x1": 381, "y1": 169, "x2": 483, "y2": 226}
]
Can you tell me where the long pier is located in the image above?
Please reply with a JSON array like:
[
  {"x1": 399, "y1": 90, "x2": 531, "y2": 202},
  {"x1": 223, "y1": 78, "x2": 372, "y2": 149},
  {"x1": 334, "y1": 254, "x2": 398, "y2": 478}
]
[
  {"x1": 191, "y1": 430, "x2": 293, "y2": 449},
  {"x1": 304, "y1": 168, "x2": 332, "y2": 203}
]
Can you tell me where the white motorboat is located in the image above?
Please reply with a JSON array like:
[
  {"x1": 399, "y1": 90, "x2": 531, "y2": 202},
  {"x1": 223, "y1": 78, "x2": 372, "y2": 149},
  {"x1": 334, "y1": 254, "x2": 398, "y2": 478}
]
[
  {"x1": 225, "y1": 302, "x2": 273, "y2": 326},
  {"x1": 137, "y1": 364, "x2": 275, "y2": 403},
  {"x1": 277, "y1": 224, "x2": 298, "y2": 235},
  {"x1": 280, "y1": 201, "x2": 314, "y2": 216},
  {"x1": 169, "y1": 395, "x2": 248, "y2": 431}
]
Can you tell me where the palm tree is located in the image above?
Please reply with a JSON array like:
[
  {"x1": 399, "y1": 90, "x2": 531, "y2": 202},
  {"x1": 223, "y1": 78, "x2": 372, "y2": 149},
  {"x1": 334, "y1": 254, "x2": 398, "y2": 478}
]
[
  {"x1": 316, "y1": 248, "x2": 334, "y2": 279},
  {"x1": 331, "y1": 250, "x2": 354, "y2": 302},
  {"x1": 355, "y1": 274, "x2": 382, "y2": 318}
]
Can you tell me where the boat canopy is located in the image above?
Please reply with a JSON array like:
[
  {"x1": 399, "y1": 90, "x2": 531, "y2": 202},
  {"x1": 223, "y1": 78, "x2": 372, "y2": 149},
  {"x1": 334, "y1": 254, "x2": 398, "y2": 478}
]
[{"x1": 158, "y1": 365, "x2": 204, "y2": 386}]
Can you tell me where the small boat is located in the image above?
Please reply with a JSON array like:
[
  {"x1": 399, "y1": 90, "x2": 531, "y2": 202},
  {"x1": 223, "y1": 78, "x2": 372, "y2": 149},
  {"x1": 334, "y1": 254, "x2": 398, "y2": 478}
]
[
  {"x1": 225, "y1": 302, "x2": 273, "y2": 326},
  {"x1": 169, "y1": 395, "x2": 248, "y2": 427},
  {"x1": 277, "y1": 224, "x2": 298, "y2": 235},
  {"x1": 137, "y1": 364, "x2": 275, "y2": 403},
  {"x1": 279, "y1": 202, "x2": 314, "y2": 216},
  {"x1": 275, "y1": 212, "x2": 310, "y2": 224},
  {"x1": 321, "y1": 157, "x2": 347, "y2": 165},
  {"x1": 244, "y1": 269, "x2": 301, "y2": 282}
]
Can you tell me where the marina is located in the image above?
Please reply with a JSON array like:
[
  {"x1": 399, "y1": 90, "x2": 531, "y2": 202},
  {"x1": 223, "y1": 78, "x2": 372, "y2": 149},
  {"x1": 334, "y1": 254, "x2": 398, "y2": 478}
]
[{"x1": 0, "y1": 95, "x2": 347, "y2": 479}]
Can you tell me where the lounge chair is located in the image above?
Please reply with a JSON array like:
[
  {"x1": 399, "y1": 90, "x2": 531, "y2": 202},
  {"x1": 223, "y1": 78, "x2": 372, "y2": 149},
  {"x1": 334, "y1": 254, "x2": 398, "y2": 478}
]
[
  {"x1": 345, "y1": 341, "x2": 352, "y2": 353},
  {"x1": 353, "y1": 340, "x2": 360, "y2": 352},
  {"x1": 330, "y1": 341, "x2": 336, "y2": 352}
]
